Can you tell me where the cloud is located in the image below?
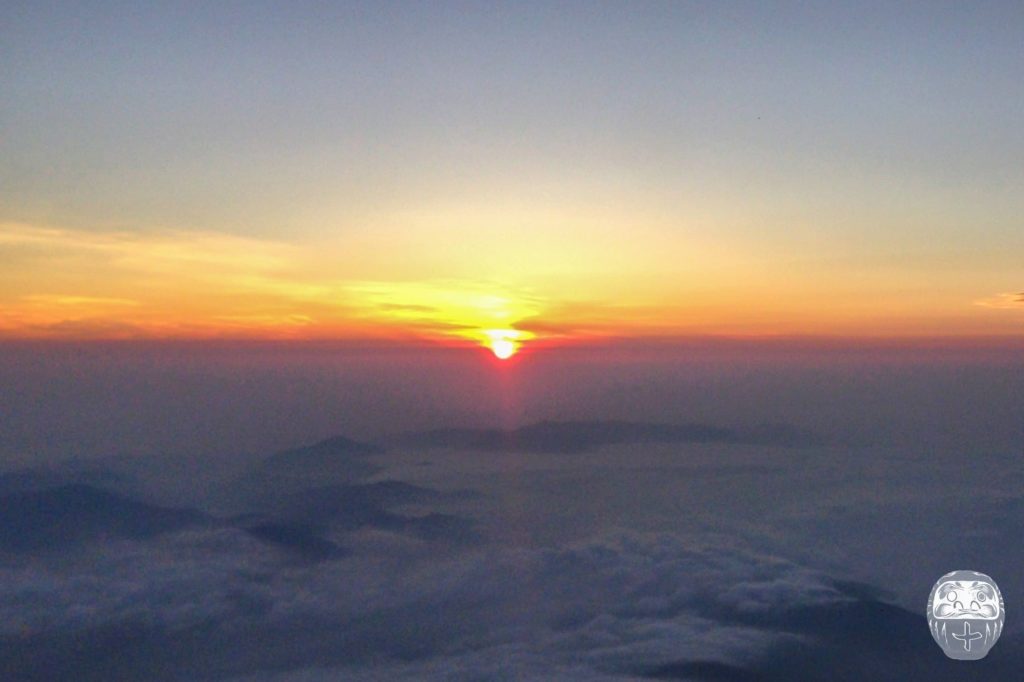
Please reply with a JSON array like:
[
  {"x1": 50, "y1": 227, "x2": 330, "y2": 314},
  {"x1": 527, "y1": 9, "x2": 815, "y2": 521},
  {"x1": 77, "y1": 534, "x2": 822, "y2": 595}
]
[
  {"x1": 974, "y1": 292, "x2": 1024, "y2": 309},
  {"x1": 6, "y1": 506, "x2": 1022, "y2": 682},
  {"x1": 0, "y1": 529, "x2": 866, "y2": 680},
  {"x1": 0, "y1": 223, "x2": 580, "y2": 344},
  {"x1": 1, "y1": 223, "x2": 762, "y2": 345},
  {"x1": 19, "y1": 295, "x2": 140, "y2": 308},
  {"x1": 0, "y1": 222, "x2": 332, "y2": 339},
  {"x1": 342, "y1": 279, "x2": 545, "y2": 347}
]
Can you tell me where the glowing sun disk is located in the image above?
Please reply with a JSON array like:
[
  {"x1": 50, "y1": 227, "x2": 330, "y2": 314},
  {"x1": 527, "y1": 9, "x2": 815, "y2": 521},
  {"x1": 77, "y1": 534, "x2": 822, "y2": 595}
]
[
  {"x1": 483, "y1": 328, "x2": 527, "y2": 360},
  {"x1": 490, "y1": 338, "x2": 516, "y2": 359}
]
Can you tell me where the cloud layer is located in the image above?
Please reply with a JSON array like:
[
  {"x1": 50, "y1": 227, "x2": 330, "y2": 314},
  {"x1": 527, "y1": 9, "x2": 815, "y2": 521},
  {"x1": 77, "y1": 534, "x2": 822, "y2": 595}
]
[{"x1": 0, "y1": 528, "x2": 866, "y2": 681}]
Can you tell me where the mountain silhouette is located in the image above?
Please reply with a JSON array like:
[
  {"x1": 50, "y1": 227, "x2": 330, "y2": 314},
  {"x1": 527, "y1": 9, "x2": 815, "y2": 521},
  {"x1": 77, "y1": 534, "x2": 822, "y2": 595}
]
[
  {"x1": 262, "y1": 435, "x2": 384, "y2": 470},
  {"x1": 0, "y1": 484, "x2": 208, "y2": 552},
  {"x1": 243, "y1": 521, "x2": 348, "y2": 561},
  {"x1": 262, "y1": 481, "x2": 478, "y2": 542},
  {"x1": 225, "y1": 435, "x2": 386, "y2": 508}
]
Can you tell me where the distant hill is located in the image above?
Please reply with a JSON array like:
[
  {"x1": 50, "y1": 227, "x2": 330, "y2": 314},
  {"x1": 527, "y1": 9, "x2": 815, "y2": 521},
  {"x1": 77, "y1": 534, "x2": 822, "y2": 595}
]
[
  {"x1": 0, "y1": 484, "x2": 208, "y2": 552},
  {"x1": 225, "y1": 435, "x2": 385, "y2": 509},
  {"x1": 263, "y1": 481, "x2": 442, "y2": 526},
  {"x1": 221, "y1": 434, "x2": 477, "y2": 544},
  {"x1": 262, "y1": 435, "x2": 384, "y2": 470},
  {"x1": 398, "y1": 419, "x2": 820, "y2": 454},
  {"x1": 242, "y1": 522, "x2": 347, "y2": 562},
  {"x1": 254, "y1": 435, "x2": 384, "y2": 484},
  {"x1": 232, "y1": 479, "x2": 478, "y2": 545}
]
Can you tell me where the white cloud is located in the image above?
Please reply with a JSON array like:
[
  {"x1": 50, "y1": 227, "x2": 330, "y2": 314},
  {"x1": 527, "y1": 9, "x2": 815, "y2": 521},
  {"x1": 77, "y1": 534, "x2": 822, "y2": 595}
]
[{"x1": 0, "y1": 528, "x2": 848, "y2": 680}]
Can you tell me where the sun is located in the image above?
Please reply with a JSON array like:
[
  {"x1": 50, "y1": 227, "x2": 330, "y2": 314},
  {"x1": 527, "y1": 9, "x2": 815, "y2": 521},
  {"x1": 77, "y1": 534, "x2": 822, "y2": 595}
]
[
  {"x1": 483, "y1": 328, "x2": 525, "y2": 360},
  {"x1": 490, "y1": 337, "x2": 516, "y2": 360}
]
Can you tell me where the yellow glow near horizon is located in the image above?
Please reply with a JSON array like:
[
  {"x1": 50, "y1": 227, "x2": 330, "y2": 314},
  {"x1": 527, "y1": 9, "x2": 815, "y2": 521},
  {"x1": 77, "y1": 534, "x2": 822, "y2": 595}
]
[
  {"x1": 344, "y1": 281, "x2": 542, "y2": 352},
  {"x1": 1, "y1": 221, "x2": 1022, "y2": 344}
]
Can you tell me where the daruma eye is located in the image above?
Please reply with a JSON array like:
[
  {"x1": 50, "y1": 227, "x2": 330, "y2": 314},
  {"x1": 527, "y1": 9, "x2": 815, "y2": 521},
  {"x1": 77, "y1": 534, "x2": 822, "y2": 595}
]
[
  {"x1": 946, "y1": 591, "x2": 957, "y2": 601},
  {"x1": 977, "y1": 593, "x2": 986, "y2": 602}
]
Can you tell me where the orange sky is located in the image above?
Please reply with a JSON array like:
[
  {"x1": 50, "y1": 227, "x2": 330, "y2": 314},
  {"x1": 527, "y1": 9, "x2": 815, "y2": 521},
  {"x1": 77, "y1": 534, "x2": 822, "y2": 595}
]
[{"x1": 1, "y1": 221, "x2": 1020, "y2": 353}]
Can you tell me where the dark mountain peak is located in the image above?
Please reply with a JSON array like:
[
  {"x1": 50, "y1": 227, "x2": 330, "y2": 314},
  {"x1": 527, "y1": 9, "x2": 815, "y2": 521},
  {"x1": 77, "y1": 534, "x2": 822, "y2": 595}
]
[
  {"x1": 263, "y1": 435, "x2": 384, "y2": 469},
  {"x1": 244, "y1": 480, "x2": 478, "y2": 544},
  {"x1": 224, "y1": 436, "x2": 386, "y2": 511},
  {"x1": 243, "y1": 522, "x2": 347, "y2": 562},
  {"x1": 0, "y1": 484, "x2": 207, "y2": 552}
]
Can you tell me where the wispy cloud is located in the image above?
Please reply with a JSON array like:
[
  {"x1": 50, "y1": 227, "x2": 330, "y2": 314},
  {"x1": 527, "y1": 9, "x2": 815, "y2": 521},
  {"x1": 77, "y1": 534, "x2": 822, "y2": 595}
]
[
  {"x1": 8, "y1": 222, "x2": 1008, "y2": 343},
  {"x1": 974, "y1": 292, "x2": 1024, "y2": 309},
  {"x1": 0, "y1": 223, "x2": 574, "y2": 344}
]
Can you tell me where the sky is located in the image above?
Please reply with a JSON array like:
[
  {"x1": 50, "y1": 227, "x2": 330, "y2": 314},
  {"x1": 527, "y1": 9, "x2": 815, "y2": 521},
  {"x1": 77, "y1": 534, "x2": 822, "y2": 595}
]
[{"x1": 2, "y1": 1, "x2": 1022, "y2": 352}]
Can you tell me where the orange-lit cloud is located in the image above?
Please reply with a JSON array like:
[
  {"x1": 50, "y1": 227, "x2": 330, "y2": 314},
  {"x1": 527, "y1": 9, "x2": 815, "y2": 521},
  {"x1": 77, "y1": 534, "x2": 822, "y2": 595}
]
[
  {"x1": 342, "y1": 279, "x2": 543, "y2": 347},
  {"x1": 2, "y1": 221, "x2": 1021, "y2": 346},
  {"x1": 974, "y1": 292, "x2": 1024, "y2": 310},
  {"x1": 0, "y1": 223, "x2": 558, "y2": 345}
]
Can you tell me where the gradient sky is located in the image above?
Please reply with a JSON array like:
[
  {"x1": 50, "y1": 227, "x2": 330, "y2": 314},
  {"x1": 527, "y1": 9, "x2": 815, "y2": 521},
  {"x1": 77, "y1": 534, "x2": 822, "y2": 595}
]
[{"x1": 2, "y1": 1, "x2": 1022, "y2": 347}]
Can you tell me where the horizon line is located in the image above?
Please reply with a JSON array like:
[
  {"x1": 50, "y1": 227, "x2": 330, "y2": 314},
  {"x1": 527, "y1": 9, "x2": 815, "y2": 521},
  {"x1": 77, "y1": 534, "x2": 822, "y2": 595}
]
[{"x1": 2, "y1": 333, "x2": 1021, "y2": 353}]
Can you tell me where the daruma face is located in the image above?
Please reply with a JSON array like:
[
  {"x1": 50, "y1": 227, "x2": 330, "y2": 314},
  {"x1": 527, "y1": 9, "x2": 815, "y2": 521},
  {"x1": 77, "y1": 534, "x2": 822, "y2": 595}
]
[{"x1": 927, "y1": 570, "x2": 1004, "y2": 660}]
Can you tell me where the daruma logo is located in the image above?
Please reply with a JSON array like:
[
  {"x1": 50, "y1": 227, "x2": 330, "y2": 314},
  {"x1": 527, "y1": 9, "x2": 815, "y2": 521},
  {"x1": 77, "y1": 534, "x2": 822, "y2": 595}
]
[{"x1": 927, "y1": 570, "x2": 1004, "y2": 660}]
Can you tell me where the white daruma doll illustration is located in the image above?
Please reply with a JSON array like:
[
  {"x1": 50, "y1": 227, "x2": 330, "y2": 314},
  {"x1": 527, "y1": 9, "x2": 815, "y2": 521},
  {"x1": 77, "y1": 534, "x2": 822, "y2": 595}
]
[{"x1": 927, "y1": 570, "x2": 1003, "y2": 660}]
